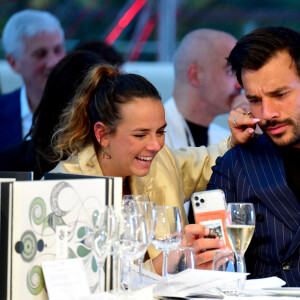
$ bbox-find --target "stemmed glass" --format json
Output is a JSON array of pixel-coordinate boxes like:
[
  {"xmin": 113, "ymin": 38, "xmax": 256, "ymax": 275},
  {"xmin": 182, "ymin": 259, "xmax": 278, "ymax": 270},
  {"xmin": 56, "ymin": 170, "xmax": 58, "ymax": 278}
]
[
  {"xmin": 135, "ymin": 201, "xmax": 157, "ymax": 285},
  {"xmin": 113, "ymin": 208, "xmax": 148, "ymax": 293},
  {"xmin": 151, "ymin": 206, "xmax": 183, "ymax": 277},
  {"xmin": 83, "ymin": 205, "xmax": 117, "ymax": 293},
  {"xmin": 225, "ymin": 203, "xmax": 255, "ymax": 292}
]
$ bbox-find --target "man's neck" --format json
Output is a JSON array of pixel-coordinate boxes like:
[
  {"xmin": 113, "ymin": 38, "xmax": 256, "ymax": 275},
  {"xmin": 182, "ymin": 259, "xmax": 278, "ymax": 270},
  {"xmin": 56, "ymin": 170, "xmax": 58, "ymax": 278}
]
[
  {"xmin": 173, "ymin": 91, "xmax": 215, "ymax": 127},
  {"xmin": 26, "ymin": 88, "xmax": 41, "ymax": 113}
]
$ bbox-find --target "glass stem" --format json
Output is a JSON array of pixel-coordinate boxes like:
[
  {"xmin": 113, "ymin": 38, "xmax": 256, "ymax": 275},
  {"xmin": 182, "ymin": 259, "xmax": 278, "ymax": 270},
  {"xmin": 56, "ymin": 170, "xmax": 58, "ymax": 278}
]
[
  {"xmin": 236, "ymin": 254, "xmax": 246, "ymax": 291},
  {"xmin": 162, "ymin": 251, "xmax": 169, "ymax": 277},
  {"xmin": 98, "ymin": 260, "xmax": 105, "ymax": 293},
  {"xmin": 236, "ymin": 254, "xmax": 246, "ymax": 273},
  {"xmin": 113, "ymin": 255, "xmax": 121, "ymax": 294},
  {"xmin": 138, "ymin": 254, "xmax": 145, "ymax": 285}
]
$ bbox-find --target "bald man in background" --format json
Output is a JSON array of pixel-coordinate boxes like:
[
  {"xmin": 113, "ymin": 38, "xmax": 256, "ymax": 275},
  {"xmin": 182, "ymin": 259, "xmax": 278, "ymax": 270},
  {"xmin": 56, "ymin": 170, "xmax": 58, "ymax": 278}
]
[{"xmin": 164, "ymin": 29, "xmax": 246, "ymax": 148}]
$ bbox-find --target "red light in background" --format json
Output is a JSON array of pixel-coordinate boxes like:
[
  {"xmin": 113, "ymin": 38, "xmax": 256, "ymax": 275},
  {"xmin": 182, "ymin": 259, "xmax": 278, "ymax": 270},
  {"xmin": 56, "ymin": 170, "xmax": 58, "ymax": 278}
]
[{"xmin": 105, "ymin": 0, "xmax": 147, "ymax": 45}]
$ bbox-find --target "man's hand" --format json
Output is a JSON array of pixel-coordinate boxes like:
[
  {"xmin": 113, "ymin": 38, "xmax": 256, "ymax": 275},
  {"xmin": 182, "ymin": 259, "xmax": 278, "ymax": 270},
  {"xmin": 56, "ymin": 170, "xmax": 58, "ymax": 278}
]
[
  {"xmin": 183, "ymin": 224, "xmax": 225, "ymax": 270},
  {"xmin": 228, "ymin": 108, "xmax": 260, "ymax": 146}
]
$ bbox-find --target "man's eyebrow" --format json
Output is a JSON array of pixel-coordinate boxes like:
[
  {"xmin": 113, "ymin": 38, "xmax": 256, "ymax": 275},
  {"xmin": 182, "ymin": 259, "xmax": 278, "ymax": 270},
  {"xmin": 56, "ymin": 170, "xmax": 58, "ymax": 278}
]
[
  {"xmin": 246, "ymin": 86, "xmax": 290, "ymax": 99},
  {"xmin": 265, "ymin": 86, "xmax": 290, "ymax": 96}
]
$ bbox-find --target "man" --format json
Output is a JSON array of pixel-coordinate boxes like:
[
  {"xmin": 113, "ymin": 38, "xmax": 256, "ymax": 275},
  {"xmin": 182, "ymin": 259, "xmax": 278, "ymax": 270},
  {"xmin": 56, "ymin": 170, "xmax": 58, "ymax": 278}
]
[
  {"xmin": 164, "ymin": 29, "xmax": 245, "ymax": 149},
  {"xmin": 0, "ymin": 9, "xmax": 66, "ymax": 151},
  {"xmin": 208, "ymin": 26, "xmax": 300, "ymax": 286}
]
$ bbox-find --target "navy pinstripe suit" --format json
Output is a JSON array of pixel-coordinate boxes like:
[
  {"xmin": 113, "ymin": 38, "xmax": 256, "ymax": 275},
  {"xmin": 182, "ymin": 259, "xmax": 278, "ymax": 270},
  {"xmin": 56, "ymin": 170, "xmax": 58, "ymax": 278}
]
[{"xmin": 207, "ymin": 134, "xmax": 300, "ymax": 287}]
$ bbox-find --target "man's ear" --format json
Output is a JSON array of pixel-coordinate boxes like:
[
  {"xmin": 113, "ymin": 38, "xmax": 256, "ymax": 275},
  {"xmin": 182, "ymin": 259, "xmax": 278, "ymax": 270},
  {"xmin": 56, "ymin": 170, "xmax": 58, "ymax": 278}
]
[
  {"xmin": 187, "ymin": 63, "xmax": 202, "ymax": 88},
  {"xmin": 6, "ymin": 54, "xmax": 21, "ymax": 73},
  {"xmin": 94, "ymin": 121, "xmax": 109, "ymax": 146}
]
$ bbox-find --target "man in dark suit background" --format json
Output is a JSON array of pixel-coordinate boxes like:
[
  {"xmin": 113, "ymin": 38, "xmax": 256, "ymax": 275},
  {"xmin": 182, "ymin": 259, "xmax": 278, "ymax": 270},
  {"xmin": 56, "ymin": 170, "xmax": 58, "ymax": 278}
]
[
  {"xmin": 0, "ymin": 9, "xmax": 66, "ymax": 151},
  {"xmin": 207, "ymin": 26, "xmax": 300, "ymax": 286}
]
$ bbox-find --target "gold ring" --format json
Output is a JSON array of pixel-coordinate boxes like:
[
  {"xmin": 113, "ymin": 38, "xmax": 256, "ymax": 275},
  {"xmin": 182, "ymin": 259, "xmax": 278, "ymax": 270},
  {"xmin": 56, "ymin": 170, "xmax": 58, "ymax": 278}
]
[{"xmin": 233, "ymin": 116, "xmax": 238, "ymax": 127}]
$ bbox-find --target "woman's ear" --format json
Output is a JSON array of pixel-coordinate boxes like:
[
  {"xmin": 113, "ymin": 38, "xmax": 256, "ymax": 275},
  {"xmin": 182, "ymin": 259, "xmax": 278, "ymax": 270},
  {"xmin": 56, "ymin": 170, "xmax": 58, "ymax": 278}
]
[{"xmin": 94, "ymin": 122, "xmax": 109, "ymax": 146}]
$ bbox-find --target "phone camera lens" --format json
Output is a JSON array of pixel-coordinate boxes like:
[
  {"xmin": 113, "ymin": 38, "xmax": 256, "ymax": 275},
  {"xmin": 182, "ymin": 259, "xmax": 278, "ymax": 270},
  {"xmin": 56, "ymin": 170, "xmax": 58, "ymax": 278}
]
[
  {"xmin": 196, "ymin": 202, "xmax": 200, "ymax": 207},
  {"xmin": 194, "ymin": 196, "xmax": 199, "ymax": 201},
  {"xmin": 200, "ymin": 198, "xmax": 205, "ymax": 203}
]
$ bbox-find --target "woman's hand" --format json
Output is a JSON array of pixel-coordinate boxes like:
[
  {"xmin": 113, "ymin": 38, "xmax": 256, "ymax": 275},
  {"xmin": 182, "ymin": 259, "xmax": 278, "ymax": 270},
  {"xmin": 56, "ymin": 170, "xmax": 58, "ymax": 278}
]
[
  {"xmin": 183, "ymin": 224, "xmax": 225, "ymax": 270},
  {"xmin": 228, "ymin": 108, "xmax": 260, "ymax": 146}
]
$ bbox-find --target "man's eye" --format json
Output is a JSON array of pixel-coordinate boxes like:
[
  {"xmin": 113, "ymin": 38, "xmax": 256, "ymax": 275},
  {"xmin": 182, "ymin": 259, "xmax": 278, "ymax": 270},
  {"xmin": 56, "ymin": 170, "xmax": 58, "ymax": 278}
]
[
  {"xmin": 277, "ymin": 92, "xmax": 288, "ymax": 98},
  {"xmin": 249, "ymin": 98, "xmax": 261, "ymax": 104},
  {"xmin": 33, "ymin": 50, "xmax": 47, "ymax": 59},
  {"xmin": 134, "ymin": 134, "xmax": 145, "ymax": 138}
]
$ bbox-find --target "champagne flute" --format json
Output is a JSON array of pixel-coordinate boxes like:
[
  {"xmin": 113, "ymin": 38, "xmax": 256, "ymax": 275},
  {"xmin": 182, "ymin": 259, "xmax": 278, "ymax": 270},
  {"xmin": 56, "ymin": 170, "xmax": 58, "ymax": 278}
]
[
  {"xmin": 225, "ymin": 203, "xmax": 255, "ymax": 292},
  {"xmin": 151, "ymin": 206, "xmax": 183, "ymax": 277}
]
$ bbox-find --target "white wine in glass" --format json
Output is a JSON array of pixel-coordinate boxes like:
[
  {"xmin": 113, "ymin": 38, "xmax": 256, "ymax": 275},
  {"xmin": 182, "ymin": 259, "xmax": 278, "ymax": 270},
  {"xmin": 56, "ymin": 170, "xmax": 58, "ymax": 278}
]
[{"xmin": 225, "ymin": 203, "xmax": 255, "ymax": 291}]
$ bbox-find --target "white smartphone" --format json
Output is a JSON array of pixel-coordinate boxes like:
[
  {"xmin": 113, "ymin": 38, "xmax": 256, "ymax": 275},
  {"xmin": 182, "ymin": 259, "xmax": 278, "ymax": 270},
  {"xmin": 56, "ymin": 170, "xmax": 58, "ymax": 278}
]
[{"xmin": 191, "ymin": 189, "xmax": 230, "ymax": 247}]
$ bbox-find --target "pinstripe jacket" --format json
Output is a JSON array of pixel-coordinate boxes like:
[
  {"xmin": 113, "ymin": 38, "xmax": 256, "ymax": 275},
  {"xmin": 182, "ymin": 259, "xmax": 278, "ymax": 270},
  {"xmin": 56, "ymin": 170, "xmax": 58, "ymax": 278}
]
[{"xmin": 207, "ymin": 134, "xmax": 300, "ymax": 287}]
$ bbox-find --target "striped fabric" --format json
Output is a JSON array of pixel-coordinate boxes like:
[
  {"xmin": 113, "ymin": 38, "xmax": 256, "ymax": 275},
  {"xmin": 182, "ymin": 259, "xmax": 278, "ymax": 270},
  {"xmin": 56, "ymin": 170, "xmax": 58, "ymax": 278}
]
[{"xmin": 207, "ymin": 134, "xmax": 300, "ymax": 287}]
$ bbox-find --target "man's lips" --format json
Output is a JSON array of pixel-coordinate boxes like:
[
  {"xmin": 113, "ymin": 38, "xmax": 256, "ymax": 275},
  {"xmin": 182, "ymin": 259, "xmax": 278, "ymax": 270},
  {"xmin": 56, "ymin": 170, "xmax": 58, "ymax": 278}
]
[{"xmin": 266, "ymin": 124, "xmax": 288, "ymax": 135}]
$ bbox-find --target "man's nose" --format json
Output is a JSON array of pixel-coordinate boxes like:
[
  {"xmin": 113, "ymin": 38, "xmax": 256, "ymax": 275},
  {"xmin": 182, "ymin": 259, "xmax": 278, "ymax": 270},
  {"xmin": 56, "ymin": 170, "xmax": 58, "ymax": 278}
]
[{"xmin": 262, "ymin": 98, "xmax": 280, "ymax": 120}]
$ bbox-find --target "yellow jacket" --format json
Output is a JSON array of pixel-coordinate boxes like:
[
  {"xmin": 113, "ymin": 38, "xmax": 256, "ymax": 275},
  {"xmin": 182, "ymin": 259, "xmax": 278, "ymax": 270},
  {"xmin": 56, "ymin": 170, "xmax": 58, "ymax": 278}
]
[{"xmin": 50, "ymin": 139, "xmax": 230, "ymax": 271}]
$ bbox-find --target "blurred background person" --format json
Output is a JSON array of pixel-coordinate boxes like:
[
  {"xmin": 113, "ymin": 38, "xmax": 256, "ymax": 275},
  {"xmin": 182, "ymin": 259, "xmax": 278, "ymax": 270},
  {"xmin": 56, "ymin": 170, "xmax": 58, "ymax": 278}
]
[
  {"xmin": 164, "ymin": 28, "xmax": 246, "ymax": 149},
  {"xmin": 0, "ymin": 9, "xmax": 66, "ymax": 151},
  {"xmin": 0, "ymin": 51, "xmax": 104, "ymax": 179},
  {"xmin": 74, "ymin": 39, "xmax": 124, "ymax": 69}
]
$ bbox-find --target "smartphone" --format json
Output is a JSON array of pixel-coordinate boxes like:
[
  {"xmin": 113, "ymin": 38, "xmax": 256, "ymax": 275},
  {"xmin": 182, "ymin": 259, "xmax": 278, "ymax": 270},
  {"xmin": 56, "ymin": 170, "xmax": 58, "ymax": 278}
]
[{"xmin": 191, "ymin": 189, "xmax": 231, "ymax": 248}]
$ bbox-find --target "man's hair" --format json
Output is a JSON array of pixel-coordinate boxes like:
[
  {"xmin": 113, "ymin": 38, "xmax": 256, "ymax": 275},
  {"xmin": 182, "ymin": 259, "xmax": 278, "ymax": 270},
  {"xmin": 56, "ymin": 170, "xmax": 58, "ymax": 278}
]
[
  {"xmin": 227, "ymin": 26, "xmax": 300, "ymax": 87},
  {"xmin": 2, "ymin": 9, "xmax": 64, "ymax": 58}
]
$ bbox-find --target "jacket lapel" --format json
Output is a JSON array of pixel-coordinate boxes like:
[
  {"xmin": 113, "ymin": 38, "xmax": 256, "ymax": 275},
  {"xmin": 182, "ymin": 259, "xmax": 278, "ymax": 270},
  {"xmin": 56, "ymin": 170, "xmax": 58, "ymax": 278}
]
[{"xmin": 237, "ymin": 135, "xmax": 300, "ymax": 232}]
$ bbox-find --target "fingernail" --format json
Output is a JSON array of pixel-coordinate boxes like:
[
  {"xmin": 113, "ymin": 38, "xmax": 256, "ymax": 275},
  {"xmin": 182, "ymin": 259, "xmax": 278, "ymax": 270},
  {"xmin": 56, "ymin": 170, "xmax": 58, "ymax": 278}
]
[
  {"xmin": 253, "ymin": 118, "xmax": 260, "ymax": 122},
  {"xmin": 249, "ymin": 128, "xmax": 255, "ymax": 134},
  {"xmin": 218, "ymin": 240, "xmax": 225, "ymax": 247}
]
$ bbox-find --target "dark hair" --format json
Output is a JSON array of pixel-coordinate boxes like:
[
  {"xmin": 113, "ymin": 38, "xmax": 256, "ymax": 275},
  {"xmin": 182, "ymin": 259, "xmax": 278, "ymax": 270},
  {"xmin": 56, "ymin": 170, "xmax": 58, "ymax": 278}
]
[
  {"xmin": 227, "ymin": 26, "xmax": 300, "ymax": 87},
  {"xmin": 28, "ymin": 50, "xmax": 105, "ymax": 176},
  {"xmin": 74, "ymin": 40, "xmax": 124, "ymax": 67},
  {"xmin": 54, "ymin": 65, "xmax": 161, "ymax": 159}
]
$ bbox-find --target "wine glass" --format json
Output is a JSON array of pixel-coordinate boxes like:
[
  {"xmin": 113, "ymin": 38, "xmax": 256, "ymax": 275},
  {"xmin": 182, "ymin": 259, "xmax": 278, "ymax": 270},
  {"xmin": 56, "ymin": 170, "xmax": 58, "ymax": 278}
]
[
  {"xmin": 167, "ymin": 247, "xmax": 195, "ymax": 275},
  {"xmin": 113, "ymin": 209, "xmax": 148, "ymax": 293},
  {"xmin": 135, "ymin": 201, "xmax": 157, "ymax": 285},
  {"xmin": 225, "ymin": 203, "xmax": 255, "ymax": 293},
  {"xmin": 83, "ymin": 205, "xmax": 117, "ymax": 293},
  {"xmin": 122, "ymin": 194, "xmax": 150, "ymax": 214},
  {"xmin": 151, "ymin": 206, "xmax": 183, "ymax": 277}
]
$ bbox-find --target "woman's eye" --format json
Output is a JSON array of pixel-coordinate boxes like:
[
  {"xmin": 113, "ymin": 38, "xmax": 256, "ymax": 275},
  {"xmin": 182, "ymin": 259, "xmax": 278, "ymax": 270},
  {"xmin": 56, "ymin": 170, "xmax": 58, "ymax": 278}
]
[{"xmin": 157, "ymin": 130, "xmax": 166, "ymax": 135}]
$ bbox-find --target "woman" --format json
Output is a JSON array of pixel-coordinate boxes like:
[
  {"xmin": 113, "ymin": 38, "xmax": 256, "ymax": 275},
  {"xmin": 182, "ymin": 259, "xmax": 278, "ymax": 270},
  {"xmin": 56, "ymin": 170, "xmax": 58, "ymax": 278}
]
[{"xmin": 51, "ymin": 64, "xmax": 257, "ymax": 274}]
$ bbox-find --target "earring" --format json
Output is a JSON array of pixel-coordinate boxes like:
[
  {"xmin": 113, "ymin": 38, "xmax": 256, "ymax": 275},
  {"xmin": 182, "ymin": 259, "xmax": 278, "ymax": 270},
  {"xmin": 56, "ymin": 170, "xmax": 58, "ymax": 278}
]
[
  {"xmin": 101, "ymin": 145, "xmax": 111, "ymax": 159},
  {"xmin": 98, "ymin": 138, "xmax": 101, "ymax": 144}
]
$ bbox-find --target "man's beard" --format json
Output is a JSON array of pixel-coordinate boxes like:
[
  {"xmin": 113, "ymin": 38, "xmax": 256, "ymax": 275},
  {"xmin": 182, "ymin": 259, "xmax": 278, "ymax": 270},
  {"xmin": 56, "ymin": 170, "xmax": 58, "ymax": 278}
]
[{"xmin": 260, "ymin": 118, "xmax": 300, "ymax": 147}]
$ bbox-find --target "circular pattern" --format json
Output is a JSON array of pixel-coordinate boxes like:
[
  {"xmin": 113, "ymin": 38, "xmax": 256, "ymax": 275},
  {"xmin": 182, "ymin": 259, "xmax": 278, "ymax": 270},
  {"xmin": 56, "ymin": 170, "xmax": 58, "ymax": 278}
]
[{"xmin": 18, "ymin": 230, "xmax": 37, "ymax": 262}]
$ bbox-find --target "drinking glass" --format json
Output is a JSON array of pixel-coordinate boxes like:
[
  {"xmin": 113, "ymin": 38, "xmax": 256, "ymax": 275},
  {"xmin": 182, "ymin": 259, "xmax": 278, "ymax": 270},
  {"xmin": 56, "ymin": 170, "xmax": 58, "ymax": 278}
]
[
  {"xmin": 151, "ymin": 206, "xmax": 183, "ymax": 277},
  {"xmin": 83, "ymin": 206, "xmax": 117, "ymax": 293},
  {"xmin": 135, "ymin": 201, "xmax": 157, "ymax": 284},
  {"xmin": 113, "ymin": 209, "xmax": 148, "ymax": 292},
  {"xmin": 225, "ymin": 203, "xmax": 255, "ymax": 292},
  {"xmin": 122, "ymin": 194, "xmax": 151, "ymax": 214},
  {"xmin": 167, "ymin": 247, "xmax": 195, "ymax": 275}
]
